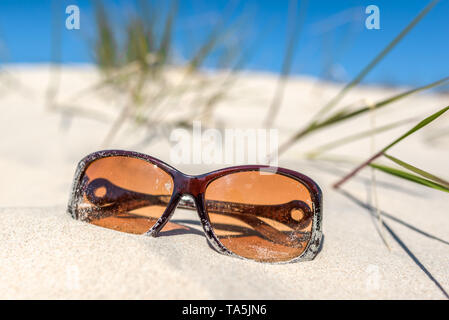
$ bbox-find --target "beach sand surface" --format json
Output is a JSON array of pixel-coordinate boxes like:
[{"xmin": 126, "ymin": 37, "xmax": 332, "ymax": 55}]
[{"xmin": 0, "ymin": 65, "xmax": 448, "ymax": 299}]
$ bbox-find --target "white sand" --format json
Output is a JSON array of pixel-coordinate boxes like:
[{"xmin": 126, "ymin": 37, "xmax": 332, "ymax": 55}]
[{"xmin": 0, "ymin": 65, "xmax": 448, "ymax": 299}]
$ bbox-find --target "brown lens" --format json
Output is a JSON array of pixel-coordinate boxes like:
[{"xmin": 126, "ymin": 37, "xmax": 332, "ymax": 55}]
[
  {"xmin": 205, "ymin": 171, "xmax": 313, "ymax": 262},
  {"xmin": 76, "ymin": 156, "xmax": 174, "ymax": 234}
]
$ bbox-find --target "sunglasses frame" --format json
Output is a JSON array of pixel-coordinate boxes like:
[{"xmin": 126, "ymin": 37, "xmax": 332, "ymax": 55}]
[{"xmin": 68, "ymin": 150, "xmax": 323, "ymax": 263}]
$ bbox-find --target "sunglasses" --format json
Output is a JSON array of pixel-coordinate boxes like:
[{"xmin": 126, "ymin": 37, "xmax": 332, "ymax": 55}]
[{"xmin": 68, "ymin": 150, "xmax": 323, "ymax": 263}]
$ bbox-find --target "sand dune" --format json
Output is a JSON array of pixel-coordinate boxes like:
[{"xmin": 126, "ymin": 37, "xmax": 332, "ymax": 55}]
[{"xmin": 0, "ymin": 65, "xmax": 448, "ymax": 299}]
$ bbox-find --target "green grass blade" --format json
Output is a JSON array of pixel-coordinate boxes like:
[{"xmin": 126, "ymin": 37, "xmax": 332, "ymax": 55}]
[
  {"xmin": 381, "ymin": 105, "xmax": 449, "ymax": 153},
  {"xmin": 186, "ymin": 2, "xmax": 237, "ymax": 73},
  {"xmin": 264, "ymin": 0, "xmax": 308, "ymax": 127},
  {"xmin": 306, "ymin": 117, "xmax": 418, "ymax": 158},
  {"xmin": 125, "ymin": 18, "xmax": 149, "ymax": 69},
  {"xmin": 369, "ymin": 163, "xmax": 449, "ymax": 193},
  {"xmin": 157, "ymin": 0, "xmax": 178, "ymax": 65},
  {"xmin": 197, "ymin": 16, "xmax": 277, "ymax": 121},
  {"xmin": 311, "ymin": 0, "xmax": 440, "ymax": 122},
  {"xmin": 384, "ymin": 154, "xmax": 449, "ymax": 188},
  {"xmin": 94, "ymin": 0, "xmax": 118, "ymax": 71},
  {"xmin": 137, "ymin": 0, "xmax": 156, "ymax": 53},
  {"xmin": 319, "ymin": 76, "xmax": 449, "ymax": 129},
  {"xmin": 276, "ymin": 76, "xmax": 449, "ymax": 157},
  {"xmin": 333, "ymin": 105, "xmax": 449, "ymax": 188}
]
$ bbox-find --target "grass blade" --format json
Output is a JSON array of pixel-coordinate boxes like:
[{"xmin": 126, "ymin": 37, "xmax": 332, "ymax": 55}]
[
  {"xmin": 381, "ymin": 105, "xmax": 449, "ymax": 153},
  {"xmin": 276, "ymin": 76, "xmax": 449, "ymax": 157},
  {"xmin": 125, "ymin": 18, "xmax": 150, "ymax": 70},
  {"xmin": 310, "ymin": 0, "xmax": 440, "ymax": 122},
  {"xmin": 320, "ymin": 77, "xmax": 449, "ymax": 129},
  {"xmin": 46, "ymin": 0, "xmax": 63, "ymax": 108},
  {"xmin": 369, "ymin": 163, "xmax": 449, "ymax": 193},
  {"xmin": 306, "ymin": 116, "xmax": 418, "ymax": 158},
  {"xmin": 157, "ymin": 0, "xmax": 178, "ymax": 65},
  {"xmin": 333, "ymin": 105, "xmax": 449, "ymax": 188},
  {"xmin": 264, "ymin": 0, "xmax": 308, "ymax": 127},
  {"xmin": 186, "ymin": 2, "xmax": 238, "ymax": 73},
  {"xmin": 384, "ymin": 154, "xmax": 449, "ymax": 188},
  {"xmin": 94, "ymin": 0, "xmax": 118, "ymax": 71}
]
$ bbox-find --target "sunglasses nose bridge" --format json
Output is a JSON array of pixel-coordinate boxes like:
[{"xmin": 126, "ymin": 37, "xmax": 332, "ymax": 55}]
[
  {"xmin": 176, "ymin": 174, "xmax": 204, "ymax": 198},
  {"xmin": 148, "ymin": 175, "xmax": 205, "ymax": 237}
]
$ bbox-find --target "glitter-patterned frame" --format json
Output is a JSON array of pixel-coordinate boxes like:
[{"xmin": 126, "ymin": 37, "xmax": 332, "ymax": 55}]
[{"xmin": 67, "ymin": 150, "xmax": 323, "ymax": 263}]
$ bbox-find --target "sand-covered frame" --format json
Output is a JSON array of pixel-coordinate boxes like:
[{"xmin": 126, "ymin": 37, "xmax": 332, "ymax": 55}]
[{"xmin": 67, "ymin": 149, "xmax": 323, "ymax": 263}]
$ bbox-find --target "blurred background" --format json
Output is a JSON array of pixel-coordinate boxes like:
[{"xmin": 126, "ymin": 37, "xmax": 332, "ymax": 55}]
[
  {"xmin": 0, "ymin": 0, "xmax": 448, "ymax": 207},
  {"xmin": 0, "ymin": 0, "xmax": 448, "ymax": 86}
]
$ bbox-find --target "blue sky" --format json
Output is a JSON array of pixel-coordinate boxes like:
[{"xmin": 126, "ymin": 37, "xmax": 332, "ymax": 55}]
[{"xmin": 0, "ymin": 0, "xmax": 447, "ymax": 87}]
